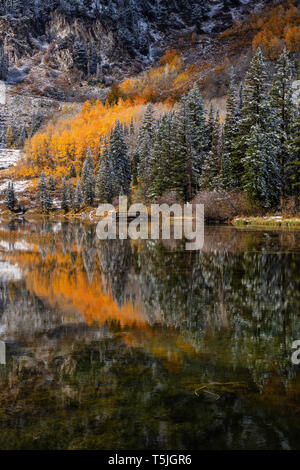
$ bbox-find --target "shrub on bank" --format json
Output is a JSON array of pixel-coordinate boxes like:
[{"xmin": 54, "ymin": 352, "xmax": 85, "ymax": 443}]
[{"xmin": 192, "ymin": 190, "xmax": 261, "ymax": 221}]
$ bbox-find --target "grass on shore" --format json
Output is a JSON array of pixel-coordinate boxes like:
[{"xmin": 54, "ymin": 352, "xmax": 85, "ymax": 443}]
[{"xmin": 233, "ymin": 216, "xmax": 300, "ymax": 228}]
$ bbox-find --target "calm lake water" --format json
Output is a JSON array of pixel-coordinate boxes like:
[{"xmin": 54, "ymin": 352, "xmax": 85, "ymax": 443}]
[{"xmin": 0, "ymin": 219, "xmax": 299, "ymax": 450}]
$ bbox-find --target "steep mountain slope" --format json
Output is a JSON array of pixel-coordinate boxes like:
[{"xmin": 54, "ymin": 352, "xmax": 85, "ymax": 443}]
[
  {"xmin": 0, "ymin": 0, "xmax": 276, "ymax": 91},
  {"xmin": 0, "ymin": 0, "xmax": 297, "ymax": 160}
]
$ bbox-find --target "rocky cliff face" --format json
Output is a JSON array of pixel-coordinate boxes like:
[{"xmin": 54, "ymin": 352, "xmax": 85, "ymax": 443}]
[
  {"xmin": 0, "ymin": 0, "xmax": 275, "ymax": 87},
  {"xmin": 0, "ymin": 0, "xmax": 279, "ymax": 142}
]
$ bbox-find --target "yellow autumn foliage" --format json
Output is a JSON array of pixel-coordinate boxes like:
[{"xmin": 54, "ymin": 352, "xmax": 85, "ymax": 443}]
[
  {"xmin": 221, "ymin": 0, "xmax": 300, "ymax": 59},
  {"xmin": 22, "ymin": 99, "xmax": 146, "ymax": 178}
]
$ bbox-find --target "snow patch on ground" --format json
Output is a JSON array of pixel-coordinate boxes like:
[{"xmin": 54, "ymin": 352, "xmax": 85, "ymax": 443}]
[
  {"xmin": 0, "ymin": 240, "xmax": 35, "ymax": 252},
  {"xmin": 0, "ymin": 149, "xmax": 23, "ymax": 170},
  {"xmin": 0, "ymin": 179, "xmax": 29, "ymax": 195},
  {"xmin": 0, "ymin": 260, "xmax": 22, "ymax": 281}
]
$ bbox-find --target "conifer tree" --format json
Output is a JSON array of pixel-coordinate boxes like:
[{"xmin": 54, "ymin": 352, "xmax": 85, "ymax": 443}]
[
  {"xmin": 68, "ymin": 180, "xmax": 75, "ymax": 210},
  {"xmin": 241, "ymin": 48, "xmax": 270, "ymax": 128},
  {"xmin": 30, "ymin": 112, "xmax": 43, "ymax": 137},
  {"xmin": 110, "ymin": 121, "xmax": 131, "ymax": 197},
  {"xmin": 289, "ymin": 111, "xmax": 300, "ymax": 198},
  {"xmin": 38, "ymin": 172, "xmax": 52, "ymax": 212},
  {"xmin": 0, "ymin": 41, "xmax": 8, "ymax": 81},
  {"xmin": 82, "ymin": 148, "xmax": 95, "ymax": 206},
  {"xmin": 73, "ymin": 41, "xmax": 88, "ymax": 74},
  {"xmin": 184, "ymin": 85, "xmax": 208, "ymax": 196},
  {"xmin": 150, "ymin": 113, "xmax": 174, "ymax": 199},
  {"xmin": 207, "ymin": 103, "xmax": 215, "ymax": 149},
  {"xmin": 137, "ymin": 104, "xmax": 156, "ymax": 199},
  {"xmin": 233, "ymin": 49, "xmax": 270, "ymax": 186},
  {"xmin": 200, "ymin": 111, "xmax": 223, "ymax": 190},
  {"xmin": 69, "ymin": 163, "xmax": 77, "ymax": 179},
  {"xmin": 270, "ymin": 48, "xmax": 295, "ymax": 197},
  {"xmin": 223, "ymin": 70, "xmax": 239, "ymax": 188},
  {"xmin": 4, "ymin": 181, "xmax": 17, "ymax": 211},
  {"xmin": 96, "ymin": 137, "xmax": 113, "ymax": 202},
  {"xmin": 61, "ymin": 177, "xmax": 69, "ymax": 212},
  {"xmin": 242, "ymin": 124, "xmax": 280, "ymax": 208},
  {"xmin": 74, "ymin": 181, "xmax": 83, "ymax": 212},
  {"xmin": 171, "ymin": 106, "xmax": 189, "ymax": 198},
  {"xmin": 173, "ymin": 103, "xmax": 190, "ymax": 199},
  {"xmin": 48, "ymin": 175, "xmax": 56, "ymax": 191},
  {"xmin": 238, "ymin": 83, "xmax": 243, "ymax": 114},
  {"xmin": 130, "ymin": 117, "xmax": 135, "ymax": 136},
  {"xmin": 18, "ymin": 127, "xmax": 28, "ymax": 148},
  {"xmin": 131, "ymin": 150, "xmax": 139, "ymax": 187},
  {"xmin": 171, "ymin": 109, "xmax": 189, "ymax": 199}
]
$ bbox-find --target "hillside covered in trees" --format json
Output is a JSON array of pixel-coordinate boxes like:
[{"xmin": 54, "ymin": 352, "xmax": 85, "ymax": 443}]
[
  {"xmin": 1, "ymin": 0, "xmax": 300, "ymax": 217},
  {"xmin": 6, "ymin": 47, "xmax": 297, "ymax": 216}
]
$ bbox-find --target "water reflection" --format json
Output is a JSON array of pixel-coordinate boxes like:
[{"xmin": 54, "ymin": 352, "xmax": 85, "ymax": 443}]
[{"xmin": 0, "ymin": 220, "xmax": 299, "ymax": 449}]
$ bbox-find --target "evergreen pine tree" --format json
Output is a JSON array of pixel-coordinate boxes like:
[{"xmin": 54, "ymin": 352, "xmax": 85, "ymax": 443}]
[
  {"xmin": 171, "ymin": 108, "xmax": 190, "ymax": 199},
  {"xmin": 242, "ymin": 124, "xmax": 281, "ymax": 208},
  {"xmin": 110, "ymin": 121, "xmax": 131, "ymax": 197},
  {"xmin": 241, "ymin": 48, "xmax": 270, "ymax": 126},
  {"xmin": 200, "ymin": 111, "xmax": 223, "ymax": 190},
  {"xmin": 0, "ymin": 41, "xmax": 8, "ymax": 81},
  {"xmin": 30, "ymin": 112, "xmax": 43, "ymax": 137},
  {"xmin": 74, "ymin": 181, "xmax": 83, "ymax": 212},
  {"xmin": 270, "ymin": 48, "xmax": 295, "ymax": 198},
  {"xmin": 131, "ymin": 150, "xmax": 139, "ymax": 187},
  {"xmin": 192, "ymin": 2, "xmax": 207, "ymax": 32},
  {"xmin": 207, "ymin": 103, "xmax": 215, "ymax": 149},
  {"xmin": 223, "ymin": 70, "xmax": 239, "ymax": 188},
  {"xmin": 48, "ymin": 175, "xmax": 56, "ymax": 191},
  {"xmin": 238, "ymin": 83, "xmax": 243, "ymax": 114},
  {"xmin": 4, "ymin": 181, "xmax": 17, "ymax": 211},
  {"xmin": 82, "ymin": 148, "xmax": 95, "ymax": 206},
  {"xmin": 289, "ymin": 111, "xmax": 300, "ymax": 198},
  {"xmin": 69, "ymin": 163, "xmax": 77, "ymax": 179},
  {"xmin": 184, "ymin": 85, "xmax": 208, "ymax": 196},
  {"xmin": 96, "ymin": 137, "xmax": 113, "ymax": 202},
  {"xmin": 68, "ymin": 180, "xmax": 75, "ymax": 210},
  {"xmin": 61, "ymin": 177, "xmax": 69, "ymax": 212},
  {"xmin": 130, "ymin": 117, "xmax": 135, "ymax": 136},
  {"xmin": 150, "ymin": 113, "xmax": 175, "ymax": 199},
  {"xmin": 38, "ymin": 172, "xmax": 52, "ymax": 212},
  {"xmin": 233, "ymin": 49, "xmax": 270, "ymax": 187},
  {"xmin": 18, "ymin": 126, "xmax": 28, "ymax": 148},
  {"xmin": 137, "ymin": 104, "xmax": 156, "ymax": 199},
  {"xmin": 73, "ymin": 41, "xmax": 88, "ymax": 74}
]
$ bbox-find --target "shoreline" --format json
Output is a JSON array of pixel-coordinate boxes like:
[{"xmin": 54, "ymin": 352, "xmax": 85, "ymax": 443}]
[
  {"xmin": 1, "ymin": 209, "xmax": 300, "ymax": 229},
  {"xmin": 233, "ymin": 216, "xmax": 300, "ymax": 228}
]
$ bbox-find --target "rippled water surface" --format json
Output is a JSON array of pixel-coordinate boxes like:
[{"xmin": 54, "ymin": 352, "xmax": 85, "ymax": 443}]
[{"xmin": 0, "ymin": 219, "xmax": 299, "ymax": 450}]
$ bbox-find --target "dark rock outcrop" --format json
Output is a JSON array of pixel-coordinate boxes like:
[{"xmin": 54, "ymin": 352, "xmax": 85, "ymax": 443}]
[{"xmin": 0, "ymin": 0, "xmax": 276, "ymax": 80}]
